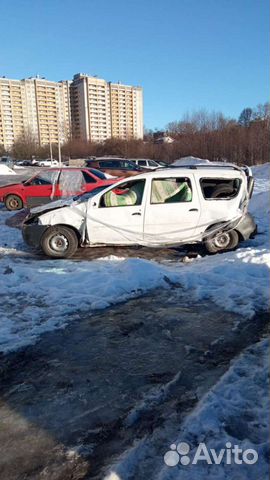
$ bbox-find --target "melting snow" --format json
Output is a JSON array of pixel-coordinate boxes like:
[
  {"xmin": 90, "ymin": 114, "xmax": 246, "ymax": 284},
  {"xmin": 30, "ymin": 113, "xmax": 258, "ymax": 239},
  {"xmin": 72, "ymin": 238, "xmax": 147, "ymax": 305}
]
[{"xmin": 0, "ymin": 163, "xmax": 269, "ymax": 353}]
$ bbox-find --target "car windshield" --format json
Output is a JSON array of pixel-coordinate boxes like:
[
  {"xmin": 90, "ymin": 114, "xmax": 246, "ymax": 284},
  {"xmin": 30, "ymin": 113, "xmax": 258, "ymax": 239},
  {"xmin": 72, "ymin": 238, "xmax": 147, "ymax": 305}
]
[
  {"xmin": 23, "ymin": 170, "xmax": 59, "ymax": 186},
  {"xmin": 73, "ymin": 186, "xmax": 108, "ymax": 203},
  {"xmin": 87, "ymin": 168, "xmax": 107, "ymax": 180}
]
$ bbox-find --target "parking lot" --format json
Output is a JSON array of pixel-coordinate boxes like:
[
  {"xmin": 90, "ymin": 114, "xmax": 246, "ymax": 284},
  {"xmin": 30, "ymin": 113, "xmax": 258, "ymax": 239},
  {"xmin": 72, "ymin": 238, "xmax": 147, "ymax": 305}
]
[
  {"xmin": 0, "ymin": 163, "xmax": 269, "ymax": 479},
  {"xmin": 1, "ymin": 279, "xmax": 268, "ymax": 480}
]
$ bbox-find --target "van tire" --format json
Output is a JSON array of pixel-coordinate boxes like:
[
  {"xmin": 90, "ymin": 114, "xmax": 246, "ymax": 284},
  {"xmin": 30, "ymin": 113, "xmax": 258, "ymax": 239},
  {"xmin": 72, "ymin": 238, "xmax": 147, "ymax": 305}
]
[
  {"xmin": 41, "ymin": 226, "xmax": 78, "ymax": 258},
  {"xmin": 211, "ymin": 184, "xmax": 234, "ymax": 198},
  {"xmin": 5, "ymin": 194, "xmax": 23, "ymax": 210},
  {"xmin": 205, "ymin": 229, "xmax": 239, "ymax": 253}
]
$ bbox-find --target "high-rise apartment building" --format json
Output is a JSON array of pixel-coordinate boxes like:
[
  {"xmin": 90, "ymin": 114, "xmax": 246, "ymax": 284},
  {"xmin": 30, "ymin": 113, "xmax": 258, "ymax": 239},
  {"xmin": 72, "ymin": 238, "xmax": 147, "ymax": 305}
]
[
  {"xmin": 0, "ymin": 73, "xmax": 143, "ymax": 150},
  {"xmin": 70, "ymin": 74, "xmax": 112, "ymax": 143},
  {"xmin": 0, "ymin": 77, "xmax": 71, "ymax": 150},
  {"xmin": 34, "ymin": 78, "xmax": 71, "ymax": 146},
  {"xmin": 0, "ymin": 78, "xmax": 29, "ymax": 150},
  {"xmin": 70, "ymin": 73, "xmax": 143, "ymax": 142},
  {"xmin": 109, "ymin": 82, "xmax": 143, "ymax": 140}
]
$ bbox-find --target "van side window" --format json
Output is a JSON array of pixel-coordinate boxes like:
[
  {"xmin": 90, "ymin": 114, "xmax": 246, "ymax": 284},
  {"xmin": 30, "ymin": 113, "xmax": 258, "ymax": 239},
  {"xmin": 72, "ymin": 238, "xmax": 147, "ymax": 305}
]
[
  {"xmin": 100, "ymin": 179, "xmax": 146, "ymax": 207},
  {"xmin": 151, "ymin": 177, "xmax": 192, "ymax": 204},
  {"xmin": 200, "ymin": 178, "xmax": 241, "ymax": 200}
]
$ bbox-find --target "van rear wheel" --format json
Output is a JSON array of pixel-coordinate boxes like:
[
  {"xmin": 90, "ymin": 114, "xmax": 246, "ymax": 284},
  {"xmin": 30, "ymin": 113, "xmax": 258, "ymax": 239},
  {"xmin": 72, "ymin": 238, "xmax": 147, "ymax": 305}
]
[
  {"xmin": 41, "ymin": 226, "xmax": 78, "ymax": 258},
  {"xmin": 205, "ymin": 230, "xmax": 239, "ymax": 253}
]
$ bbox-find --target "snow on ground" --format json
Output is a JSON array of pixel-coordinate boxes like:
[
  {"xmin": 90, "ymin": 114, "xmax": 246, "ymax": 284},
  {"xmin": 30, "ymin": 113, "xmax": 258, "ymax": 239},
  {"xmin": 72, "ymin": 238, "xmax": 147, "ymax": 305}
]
[
  {"xmin": 0, "ymin": 164, "xmax": 269, "ymax": 353},
  {"xmin": 172, "ymin": 156, "xmax": 211, "ymax": 165},
  {"xmin": 105, "ymin": 337, "xmax": 269, "ymax": 480},
  {"xmin": 158, "ymin": 338, "xmax": 269, "ymax": 480},
  {"xmin": 251, "ymin": 163, "xmax": 270, "ymax": 194},
  {"xmin": 0, "ymin": 237, "xmax": 177, "ymax": 353},
  {"xmin": 0, "ymin": 164, "xmax": 16, "ymax": 175}
]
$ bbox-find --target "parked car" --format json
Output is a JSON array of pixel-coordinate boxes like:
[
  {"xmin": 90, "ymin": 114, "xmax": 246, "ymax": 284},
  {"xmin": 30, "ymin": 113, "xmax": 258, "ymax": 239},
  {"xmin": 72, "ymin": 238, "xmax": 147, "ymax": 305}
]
[
  {"xmin": 85, "ymin": 158, "xmax": 148, "ymax": 177},
  {"xmin": 129, "ymin": 159, "xmax": 160, "ymax": 170},
  {"xmin": 15, "ymin": 160, "xmax": 33, "ymax": 167},
  {"xmin": 22, "ymin": 164, "xmax": 256, "ymax": 258},
  {"xmin": 0, "ymin": 167, "xmax": 117, "ymax": 210},
  {"xmin": 16, "ymin": 159, "xmax": 39, "ymax": 167},
  {"xmin": 37, "ymin": 159, "xmax": 60, "ymax": 167}
]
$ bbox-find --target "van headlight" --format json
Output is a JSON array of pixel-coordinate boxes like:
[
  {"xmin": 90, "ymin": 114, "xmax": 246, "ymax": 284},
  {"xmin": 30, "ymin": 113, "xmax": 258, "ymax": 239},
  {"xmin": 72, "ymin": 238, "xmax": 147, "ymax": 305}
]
[{"xmin": 24, "ymin": 214, "xmax": 41, "ymax": 225}]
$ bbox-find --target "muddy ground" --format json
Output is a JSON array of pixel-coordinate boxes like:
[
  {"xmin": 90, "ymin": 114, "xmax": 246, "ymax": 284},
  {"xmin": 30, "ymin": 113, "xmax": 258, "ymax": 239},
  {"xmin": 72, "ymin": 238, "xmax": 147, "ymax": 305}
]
[{"xmin": 0, "ymin": 285, "xmax": 268, "ymax": 480}]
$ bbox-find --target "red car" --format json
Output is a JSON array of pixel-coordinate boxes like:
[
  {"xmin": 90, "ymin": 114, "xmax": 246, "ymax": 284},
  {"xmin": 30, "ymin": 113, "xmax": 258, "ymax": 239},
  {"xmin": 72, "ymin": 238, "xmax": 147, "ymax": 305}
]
[{"xmin": 0, "ymin": 168, "xmax": 117, "ymax": 210}]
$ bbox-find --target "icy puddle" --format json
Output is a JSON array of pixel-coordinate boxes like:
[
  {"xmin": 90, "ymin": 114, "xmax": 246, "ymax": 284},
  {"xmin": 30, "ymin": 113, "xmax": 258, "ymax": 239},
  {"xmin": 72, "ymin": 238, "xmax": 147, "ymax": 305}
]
[{"xmin": 0, "ymin": 287, "xmax": 268, "ymax": 480}]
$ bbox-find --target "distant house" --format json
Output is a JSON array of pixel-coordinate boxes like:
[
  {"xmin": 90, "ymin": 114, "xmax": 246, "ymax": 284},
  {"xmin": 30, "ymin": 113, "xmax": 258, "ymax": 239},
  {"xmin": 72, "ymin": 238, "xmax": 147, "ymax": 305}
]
[{"xmin": 154, "ymin": 135, "xmax": 175, "ymax": 144}]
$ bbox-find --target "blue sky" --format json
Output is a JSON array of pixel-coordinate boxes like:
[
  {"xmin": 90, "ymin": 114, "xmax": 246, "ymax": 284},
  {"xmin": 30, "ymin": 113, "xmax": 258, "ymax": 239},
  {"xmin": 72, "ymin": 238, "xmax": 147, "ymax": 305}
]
[{"xmin": 0, "ymin": 0, "xmax": 268, "ymax": 129}]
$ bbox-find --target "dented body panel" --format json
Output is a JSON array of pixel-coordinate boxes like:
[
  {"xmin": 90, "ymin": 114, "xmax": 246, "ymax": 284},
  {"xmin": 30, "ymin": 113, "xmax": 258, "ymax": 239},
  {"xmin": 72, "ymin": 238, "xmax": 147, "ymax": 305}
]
[{"xmin": 22, "ymin": 165, "xmax": 257, "ymax": 254}]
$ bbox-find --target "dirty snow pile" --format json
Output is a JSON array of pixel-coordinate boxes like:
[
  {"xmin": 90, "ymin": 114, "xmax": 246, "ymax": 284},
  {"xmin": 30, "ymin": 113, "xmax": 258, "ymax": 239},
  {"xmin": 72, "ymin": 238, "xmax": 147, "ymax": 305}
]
[
  {"xmin": 0, "ymin": 163, "xmax": 269, "ymax": 353},
  {"xmin": 105, "ymin": 337, "xmax": 269, "ymax": 480},
  {"xmin": 0, "ymin": 164, "xmax": 16, "ymax": 175}
]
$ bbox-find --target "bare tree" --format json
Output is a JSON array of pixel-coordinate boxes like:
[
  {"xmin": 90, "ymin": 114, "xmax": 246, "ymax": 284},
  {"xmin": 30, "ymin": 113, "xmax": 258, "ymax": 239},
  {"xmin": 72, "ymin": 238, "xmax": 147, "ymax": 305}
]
[
  {"xmin": 11, "ymin": 132, "xmax": 39, "ymax": 159},
  {"xmin": 14, "ymin": 102, "xmax": 266, "ymax": 166}
]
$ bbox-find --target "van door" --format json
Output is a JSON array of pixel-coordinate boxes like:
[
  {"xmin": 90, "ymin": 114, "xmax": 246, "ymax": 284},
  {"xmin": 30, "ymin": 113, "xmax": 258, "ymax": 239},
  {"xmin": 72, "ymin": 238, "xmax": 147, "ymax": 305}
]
[
  {"xmin": 143, "ymin": 176, "xmax": 201, "ymax": 245},
  {"xmin": 197, "ymin": 176, "xmax": 244, "ymax": 231},
  {"xmin": 87, "ymin": 178, "xmax": 147, "ymax": 245}
]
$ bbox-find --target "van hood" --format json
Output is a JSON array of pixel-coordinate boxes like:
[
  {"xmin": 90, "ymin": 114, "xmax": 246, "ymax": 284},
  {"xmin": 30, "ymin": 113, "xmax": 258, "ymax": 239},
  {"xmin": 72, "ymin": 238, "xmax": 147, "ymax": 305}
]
[
  {"xmin": 30, "ymin": 197, "xmax": 75, "ymax": 214},
  {"xmin": 23, "ymin": 198, "xmax": 76, "ymax": 225}
]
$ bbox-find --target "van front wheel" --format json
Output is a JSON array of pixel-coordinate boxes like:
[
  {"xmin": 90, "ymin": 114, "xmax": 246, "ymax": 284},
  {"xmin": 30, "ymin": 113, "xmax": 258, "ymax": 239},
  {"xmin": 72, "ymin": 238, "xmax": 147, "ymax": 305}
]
[
  {"xmin": 205, "ymin": 230, "xmax": 239, "ymax": 253},
  {"xmin": 41, "ymin": 226, "xmax": 78, "ymax": 258}
]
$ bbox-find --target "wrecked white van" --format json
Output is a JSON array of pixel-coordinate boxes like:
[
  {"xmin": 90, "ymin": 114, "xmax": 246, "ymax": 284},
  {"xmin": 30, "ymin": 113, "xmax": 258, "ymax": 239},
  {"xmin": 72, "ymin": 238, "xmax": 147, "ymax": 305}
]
[{"xmin": 22, "ymin": 164, "xmax": 257, "ymax": 258}]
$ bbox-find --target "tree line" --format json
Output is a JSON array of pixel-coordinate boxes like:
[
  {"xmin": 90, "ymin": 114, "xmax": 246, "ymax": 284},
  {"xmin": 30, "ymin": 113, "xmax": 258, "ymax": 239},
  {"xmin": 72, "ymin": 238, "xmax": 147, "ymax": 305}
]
[{"xmin": 2, "ymin": 102, "xmax": 269, "ymax": 166}]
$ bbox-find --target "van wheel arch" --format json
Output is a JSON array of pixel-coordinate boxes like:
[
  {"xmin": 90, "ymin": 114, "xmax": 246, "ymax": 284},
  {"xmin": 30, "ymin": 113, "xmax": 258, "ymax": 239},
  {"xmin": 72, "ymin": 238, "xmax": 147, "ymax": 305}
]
[
  {"xmin": 234, "ymin": 229, "xmax": 244, "ymax": 242},
  {"xmin": 204, "ymin": 221, "xmax": 244, "ymax": 242},
  {"xmin": 203, "ymin": 223, "xmax": 239, "ymax": 253},
  {"xmin": 56, "ymin": 224, "xmax": 82, "ymax": 242}
]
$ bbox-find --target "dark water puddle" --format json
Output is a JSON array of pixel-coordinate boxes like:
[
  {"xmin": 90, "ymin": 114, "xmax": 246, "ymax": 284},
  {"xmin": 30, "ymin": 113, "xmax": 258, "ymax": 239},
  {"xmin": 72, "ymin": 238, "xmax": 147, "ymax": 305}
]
[{"xmin": 0, "ymin": 287, "xmax": 269, "ymax": 480}]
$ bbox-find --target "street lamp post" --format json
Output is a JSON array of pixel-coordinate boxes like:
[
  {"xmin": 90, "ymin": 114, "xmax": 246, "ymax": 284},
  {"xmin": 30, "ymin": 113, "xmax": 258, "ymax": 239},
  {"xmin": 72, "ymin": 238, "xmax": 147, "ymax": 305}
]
[
  {"xmin": 57, "ymin": 107, "xmax": 62, "ymax": 167},
  {"xmin": 49, "ymin": 138, "xmax": 53, "ymax": 165},
  {"xmin": 58, "ymin": 137, "xmax": 62, "ymax": 167},
  {"xmin": 48, "ymin": 126, "xmax": 53, "ymax": 167}
]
